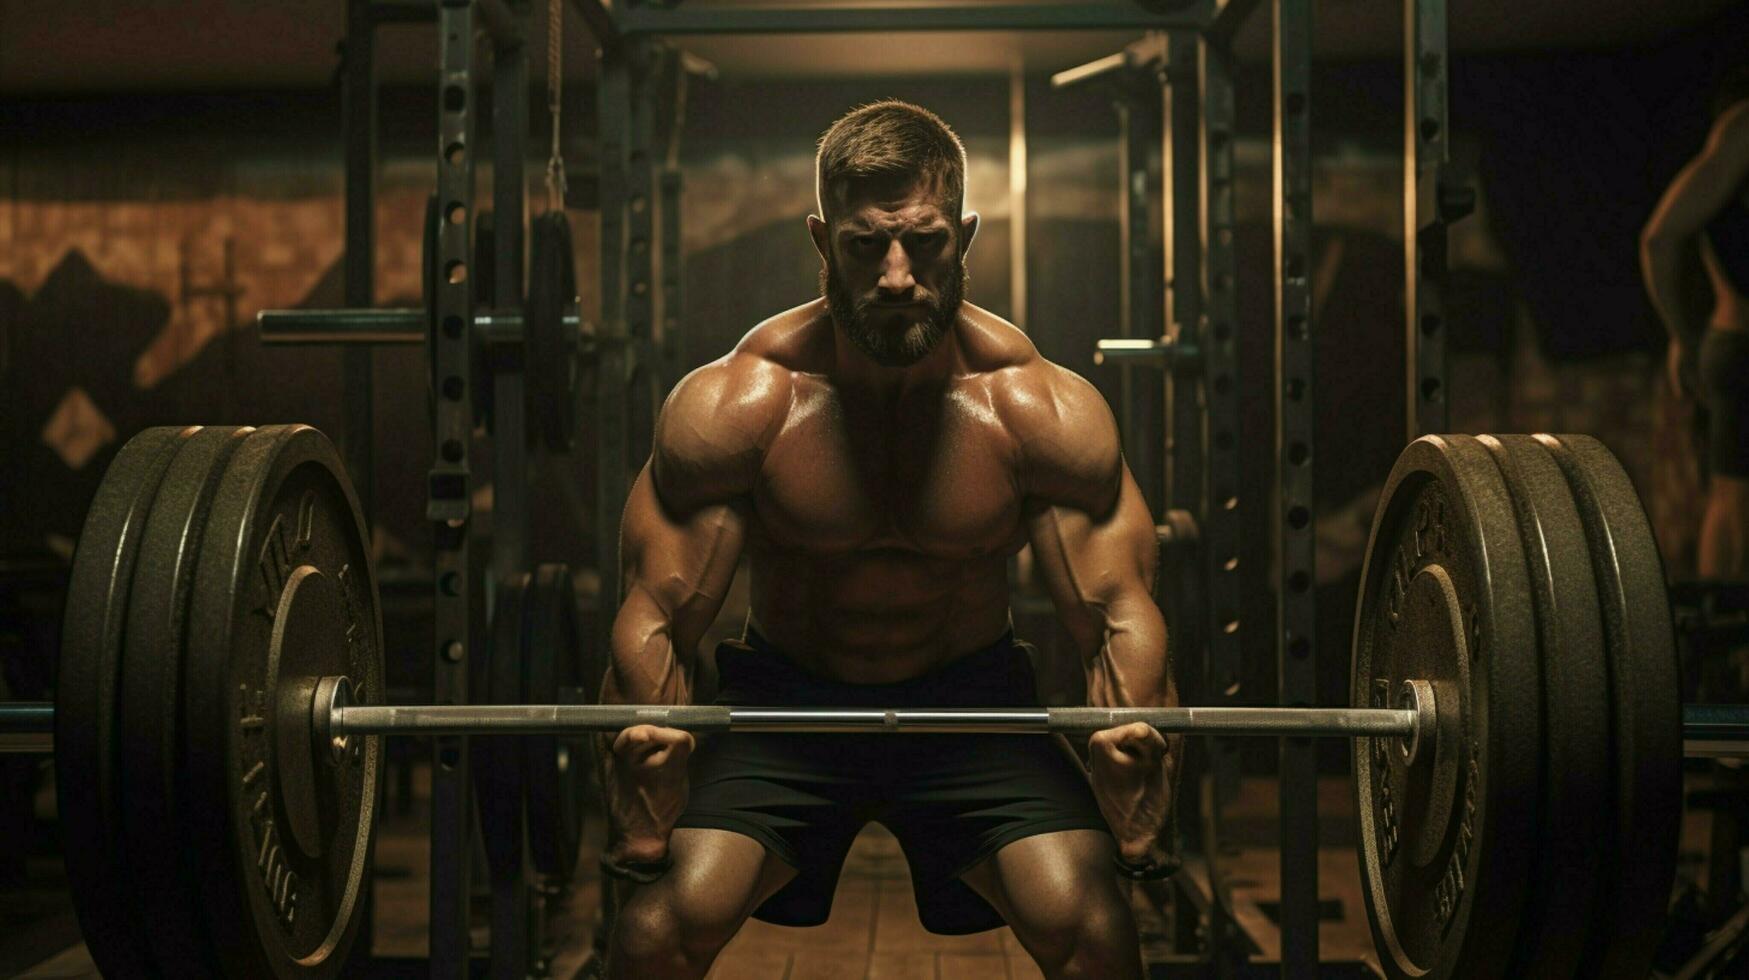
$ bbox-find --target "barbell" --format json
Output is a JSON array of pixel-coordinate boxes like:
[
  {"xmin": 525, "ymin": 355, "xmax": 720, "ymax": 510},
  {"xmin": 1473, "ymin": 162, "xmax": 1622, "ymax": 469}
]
[{"xmin": 2, "ymin": 422, "xmax": 1740, "ymax": 978}]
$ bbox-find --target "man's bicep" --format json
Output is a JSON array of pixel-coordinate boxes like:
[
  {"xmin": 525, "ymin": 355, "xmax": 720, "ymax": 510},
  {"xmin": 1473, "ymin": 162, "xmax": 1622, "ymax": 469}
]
[
  {"xmin": 614, "ymin": 462, "xmax": 747, "ymax": 667},
  {"xmin": 1025, "ymin": 466, "xmax": 1160, "ymax": 640}
]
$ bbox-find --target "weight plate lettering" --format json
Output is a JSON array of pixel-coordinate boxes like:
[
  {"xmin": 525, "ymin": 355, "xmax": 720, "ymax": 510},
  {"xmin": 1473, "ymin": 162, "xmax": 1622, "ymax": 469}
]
[
  {"xmin": 182, "ymin": 425, "xmax": 382, "ymax": 978},
  {"xmin": 1352, "ymin": 435, "xmax": 1540, "ymax": 980}
]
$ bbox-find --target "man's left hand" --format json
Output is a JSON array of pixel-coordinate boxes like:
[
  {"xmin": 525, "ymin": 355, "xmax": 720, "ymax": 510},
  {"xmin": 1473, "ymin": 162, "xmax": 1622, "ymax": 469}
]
[{"xmin": 1088, "ymin": 722, "xmax": 1178, "ymax": 870}]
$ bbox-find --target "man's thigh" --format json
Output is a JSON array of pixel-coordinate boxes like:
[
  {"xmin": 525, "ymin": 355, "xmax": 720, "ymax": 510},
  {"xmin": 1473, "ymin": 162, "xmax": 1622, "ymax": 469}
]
[
  {"xmin": 959, "ymin": 828, "xmax": 1120, "ymax": 922},
  {"xmin": 617, "ymin": 828, "xmax": 797, "ymax": 940}
]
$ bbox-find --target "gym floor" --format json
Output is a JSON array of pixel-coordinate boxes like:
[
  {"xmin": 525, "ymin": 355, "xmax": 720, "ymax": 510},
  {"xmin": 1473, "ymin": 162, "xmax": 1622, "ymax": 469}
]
[
  {"xmin": 5, "ymin": 765, "xmax": 1732, "ymax": 977},
  {"xmin": 325, "ymin": 769, "xmax": 1378, "ymax": 978}
]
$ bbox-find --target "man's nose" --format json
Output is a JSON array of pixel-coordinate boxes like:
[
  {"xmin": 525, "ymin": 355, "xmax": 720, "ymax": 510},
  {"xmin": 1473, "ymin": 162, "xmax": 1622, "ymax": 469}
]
[{"xmin": 877, "ymin": 239, "xmax": 916, "ymax": 296}]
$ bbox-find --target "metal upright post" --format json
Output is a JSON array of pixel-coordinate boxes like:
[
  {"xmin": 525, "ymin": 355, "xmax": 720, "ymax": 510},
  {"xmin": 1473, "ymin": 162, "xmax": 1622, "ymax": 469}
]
[
  {"xmin": 625, "ymin": 41, "xmax": 666, "ymax": 469},
  {"xmin": 1162, "ymin": 32, "xmax": 1202, "ymax": 517},
  {"xmin": 490, "ymin": 13, "xmax": 530, "ymax": 628},
  {"xmin": 1009, "ymin": 62, "xmax": 1029, "ymax": 332},
  {"xmin": 430, "ymin": 5, "xmax": 480, "ymax": 977},
  {"xmin": 488, "ymin": 10, "xmax": 531, "ymax": 977},
  {"xmin": 1196, "ymin": 19, "xmax": 1242, "ymax": 828},
  {"xmin": 658, "ymin": 52, "xmax": 694, "ymax": 393},
  {"xmin": 595, "ymin": 43, "xmax": 633, "ymax": 647},
  {"xmin": 1272, "ymin": 0, "xmax": 1318, "ymax": 972},
  {"xmin": 342, "ymin": 0, "xmax": 377, "ymax": 528},
  {"xmin": 1116, "ymin": 76, "xmax": 1165, "ymax": 515},
  {"xmin": 339, "ymin": 4, "xmax": 379, "ymax": 960},
  {"xmin": 659, "ymin": 167, "xmax": 684, "ymax": 387},
  {"xmin": 1405, "ymin": 0, "xmax": 1454, "ymax": 439}
]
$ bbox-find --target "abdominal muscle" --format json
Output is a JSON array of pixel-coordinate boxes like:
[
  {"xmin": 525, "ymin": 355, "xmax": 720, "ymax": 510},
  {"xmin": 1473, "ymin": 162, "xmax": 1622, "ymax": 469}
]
[{"xmin": 744, "ymin": 546, "xmax": 1019, "ymax": 684}]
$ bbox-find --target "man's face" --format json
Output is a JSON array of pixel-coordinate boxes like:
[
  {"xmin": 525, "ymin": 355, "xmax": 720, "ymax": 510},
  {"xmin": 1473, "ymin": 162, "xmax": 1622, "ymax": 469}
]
[{"xmin": 816, "ymin": 178, "xmax": 971, "ymax": 368}]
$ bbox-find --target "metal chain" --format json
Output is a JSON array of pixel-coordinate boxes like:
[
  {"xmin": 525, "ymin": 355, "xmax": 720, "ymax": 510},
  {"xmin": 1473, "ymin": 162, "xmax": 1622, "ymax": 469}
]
[{"xmin": 544, "ymin": 0, "xmax": 567, "ymax": 213}]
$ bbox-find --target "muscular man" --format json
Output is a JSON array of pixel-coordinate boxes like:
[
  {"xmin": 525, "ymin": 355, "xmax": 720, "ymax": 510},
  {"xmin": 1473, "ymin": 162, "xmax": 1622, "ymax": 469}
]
[
  {"xmin": 1642, "ymin": 67, "xmax": 1749, "ymax": 576},
  {"xmin": 599, "ymin": 101, "xmax": 1181, "ymax": 979}
]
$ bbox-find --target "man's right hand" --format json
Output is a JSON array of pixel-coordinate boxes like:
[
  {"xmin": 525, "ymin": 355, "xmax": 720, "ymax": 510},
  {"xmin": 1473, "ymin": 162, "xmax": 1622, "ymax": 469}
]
[{"xmin": 605, "ymin": 724, "xmax": 695, "ymax": 863}]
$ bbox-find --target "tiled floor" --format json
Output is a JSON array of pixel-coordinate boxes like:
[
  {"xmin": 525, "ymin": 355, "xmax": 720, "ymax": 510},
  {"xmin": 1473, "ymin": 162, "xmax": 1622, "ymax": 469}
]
[{"xmin": 703, "ymin": 825, "xmax": 1043, "ymax": 980}]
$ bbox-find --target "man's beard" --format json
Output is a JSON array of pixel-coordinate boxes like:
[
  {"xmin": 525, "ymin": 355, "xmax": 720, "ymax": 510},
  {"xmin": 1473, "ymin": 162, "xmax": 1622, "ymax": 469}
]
[{"xmin": 821, "ymin": 254, "xmax": 967, "ymax": 368}]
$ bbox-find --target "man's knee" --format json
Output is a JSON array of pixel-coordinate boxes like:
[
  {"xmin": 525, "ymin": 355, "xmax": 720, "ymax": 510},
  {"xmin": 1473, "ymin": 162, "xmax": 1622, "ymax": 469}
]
[
  {"xmin": 1011, "ymin": 880, "xmax": 1140, "ymax": 978},
  {"xmin": 610, "ymin": 883, "xmax": 746, "ymax": 978}
]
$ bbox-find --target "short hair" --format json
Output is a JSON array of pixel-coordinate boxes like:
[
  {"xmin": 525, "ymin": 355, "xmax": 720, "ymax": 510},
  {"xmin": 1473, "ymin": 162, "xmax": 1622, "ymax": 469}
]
[{"xmin": 815, "ymin": 100, "xmax": 967, "ymax": 225}]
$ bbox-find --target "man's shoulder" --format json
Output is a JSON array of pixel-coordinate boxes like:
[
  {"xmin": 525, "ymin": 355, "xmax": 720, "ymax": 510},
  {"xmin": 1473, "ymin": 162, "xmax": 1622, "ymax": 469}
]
[
  {"xmin": 971, "ymin": 324, "xmax": 1107, "ymax": 436},
  {"xmin": 969, "ymin": 321, "xmax": 1120, "ymax": 510}
]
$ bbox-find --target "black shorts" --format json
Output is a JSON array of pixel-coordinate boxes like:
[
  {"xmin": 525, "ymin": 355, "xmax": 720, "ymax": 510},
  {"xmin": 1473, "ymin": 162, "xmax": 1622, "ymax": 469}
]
[
  {"xmin": 674, "ymin": 629, "xmax": 1110, "ymax": 934},
  {"xmin": 1700, "ymin": 328, "xmax": 1749, "ymax": 477}
]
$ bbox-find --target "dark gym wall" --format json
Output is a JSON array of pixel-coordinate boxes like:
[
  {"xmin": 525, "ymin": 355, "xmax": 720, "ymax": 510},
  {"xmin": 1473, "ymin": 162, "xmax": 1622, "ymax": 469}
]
[{"xmin": 0, "ymin": 91, "xmax": 602, "ymax": 575}]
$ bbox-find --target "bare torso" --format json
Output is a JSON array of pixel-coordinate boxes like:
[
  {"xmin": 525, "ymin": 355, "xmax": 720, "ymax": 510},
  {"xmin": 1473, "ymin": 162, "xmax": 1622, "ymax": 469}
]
[{"xmin": 656, "ymin": 298, "xmax": 1111, "ymax": 684}]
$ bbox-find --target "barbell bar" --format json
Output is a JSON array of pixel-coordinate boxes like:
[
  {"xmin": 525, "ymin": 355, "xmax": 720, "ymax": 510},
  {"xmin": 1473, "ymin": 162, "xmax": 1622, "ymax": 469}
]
[{"xmin": 2, "ymin": 687, "xmax": 1744, "ymax": 755}]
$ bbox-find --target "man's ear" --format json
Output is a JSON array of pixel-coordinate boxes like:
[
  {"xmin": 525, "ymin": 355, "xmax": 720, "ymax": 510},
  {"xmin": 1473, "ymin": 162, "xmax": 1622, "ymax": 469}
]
[
  {"xmin": 807, "ymin": 214, "xmax": 830, "ymax": 264},
  {"xmin": 959, "ymin": 211, "xmax": 981, "ymax": 256}
]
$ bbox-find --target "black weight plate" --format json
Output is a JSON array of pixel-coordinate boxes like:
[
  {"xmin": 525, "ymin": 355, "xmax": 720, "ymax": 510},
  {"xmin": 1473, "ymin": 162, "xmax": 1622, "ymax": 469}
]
[
  {"xmin": 475, "ymin": 573, "xmax": 528, "ymax": 883},
  {"xmin": 1538, "ymin": 434, "xmax": 1684, "ymax": 977},
  {"xmin": 182, "ymin": 425, "xmax": 383, "ymax": 978},
  {"xmin": 1351, "ymin": 435, "xmax": 1542, "ymax": 980},
  {"xmin": 1473, "ymin": 435, "xmax": 1609, "ymax": 975},
  {"xmin": 121, "ymin": 424, "xmax": 252, "ymax": 974},
  {"xmin": 57, "ymin": 425, "xmax": 193, "ymax": 978},
  {"xmin": 475, "ymin": 210, "xmax": 497, "ymax": 312},
  {"xmin": 524, "ymin": 563, "xmax": 585, "ymax": 883},
  {"xmin": 527, "ymin": 211, "xmax": 579, "ymax": 452}
]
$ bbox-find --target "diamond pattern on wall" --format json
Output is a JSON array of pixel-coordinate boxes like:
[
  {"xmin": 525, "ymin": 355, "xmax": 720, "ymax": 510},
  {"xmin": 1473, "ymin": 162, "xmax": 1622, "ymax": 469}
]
[{"xmin": 40, "ymin": 385, "xmax": 116, "ymax": 470}]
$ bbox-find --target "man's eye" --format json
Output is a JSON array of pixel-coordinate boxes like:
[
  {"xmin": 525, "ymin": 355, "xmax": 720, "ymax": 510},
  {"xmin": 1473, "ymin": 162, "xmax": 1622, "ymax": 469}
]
[
  {"xmin": 914, "ymin": 232, "xmax": 946, "ymax": 248},
  {"xmin": 853, "ymin": 235, "xmax": 881, "ymax": 248}
]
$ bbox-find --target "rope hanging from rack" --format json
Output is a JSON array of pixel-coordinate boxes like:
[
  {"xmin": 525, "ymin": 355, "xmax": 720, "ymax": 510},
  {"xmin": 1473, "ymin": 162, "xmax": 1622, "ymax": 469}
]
[{"xmin": 545, "ymin": 0, "xmax": 567, "ymax": 212}]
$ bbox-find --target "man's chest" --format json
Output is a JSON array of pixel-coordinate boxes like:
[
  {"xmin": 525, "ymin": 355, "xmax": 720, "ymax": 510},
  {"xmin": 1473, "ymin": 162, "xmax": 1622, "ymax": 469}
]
[{"xmin": 750, "ymin": 384, "xmax": 1026, "ymax": 557}]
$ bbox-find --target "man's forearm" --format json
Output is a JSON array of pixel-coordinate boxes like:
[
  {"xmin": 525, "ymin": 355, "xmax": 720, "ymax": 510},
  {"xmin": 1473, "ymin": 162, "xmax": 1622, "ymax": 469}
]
[
  {"xmin": 1083, "ymin": 606, "xmax": 1182, "ymax": 786},
  {"xmin": 1080, "ymin": 598, "xmax": 1172, "ymax": 708},
  {"xmin": 603, "ymin": 596, "xmax": 692, "ymax": 706},
  {"xmin": 597, "ymin": 607, "xmax": 692, "ymax": 856}
]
